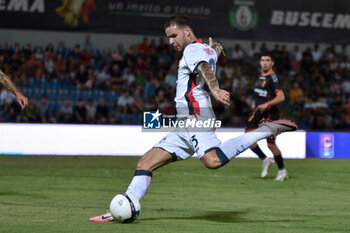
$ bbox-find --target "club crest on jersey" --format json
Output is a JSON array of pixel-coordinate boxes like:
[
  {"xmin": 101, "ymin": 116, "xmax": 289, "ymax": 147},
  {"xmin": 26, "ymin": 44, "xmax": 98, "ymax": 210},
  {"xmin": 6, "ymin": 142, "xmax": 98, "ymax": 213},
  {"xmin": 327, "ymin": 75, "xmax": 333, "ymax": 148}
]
[{"xmin": 261, "ymin": 80, "xmax": 266, "ymax": 87}]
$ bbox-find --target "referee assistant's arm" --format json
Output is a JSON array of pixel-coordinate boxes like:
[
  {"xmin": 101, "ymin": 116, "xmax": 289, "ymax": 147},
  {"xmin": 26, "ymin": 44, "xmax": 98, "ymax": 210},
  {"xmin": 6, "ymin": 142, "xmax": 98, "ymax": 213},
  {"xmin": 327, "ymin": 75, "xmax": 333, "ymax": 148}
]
[{"xmin": 256, "ymin": 90, "xmax": 285, "ymax": 112}]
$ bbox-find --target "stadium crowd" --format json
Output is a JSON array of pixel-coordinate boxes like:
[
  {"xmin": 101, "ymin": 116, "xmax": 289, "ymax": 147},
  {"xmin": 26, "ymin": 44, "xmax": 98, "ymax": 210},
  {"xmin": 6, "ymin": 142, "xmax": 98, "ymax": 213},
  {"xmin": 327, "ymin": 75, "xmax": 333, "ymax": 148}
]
[{"xmin": 0, "ymin": 35, "xmax": 349, "ymax": 131}]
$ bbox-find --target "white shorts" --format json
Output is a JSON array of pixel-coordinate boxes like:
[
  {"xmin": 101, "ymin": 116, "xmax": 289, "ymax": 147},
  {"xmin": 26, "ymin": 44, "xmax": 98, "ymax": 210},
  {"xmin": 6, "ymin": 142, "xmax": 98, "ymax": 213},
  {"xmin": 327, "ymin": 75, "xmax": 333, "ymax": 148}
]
[{"xmin": 154, "ymin": 127, "xmax": 221, "ymax": 160}]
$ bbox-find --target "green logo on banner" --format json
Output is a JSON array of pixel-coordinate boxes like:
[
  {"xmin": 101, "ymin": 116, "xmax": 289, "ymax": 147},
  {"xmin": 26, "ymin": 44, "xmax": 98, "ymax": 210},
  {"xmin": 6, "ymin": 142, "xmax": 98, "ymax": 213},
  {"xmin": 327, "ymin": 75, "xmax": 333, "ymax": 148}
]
[{"xmin": 229, "ymin": 0, "xmax": 258, "ymax": 31}]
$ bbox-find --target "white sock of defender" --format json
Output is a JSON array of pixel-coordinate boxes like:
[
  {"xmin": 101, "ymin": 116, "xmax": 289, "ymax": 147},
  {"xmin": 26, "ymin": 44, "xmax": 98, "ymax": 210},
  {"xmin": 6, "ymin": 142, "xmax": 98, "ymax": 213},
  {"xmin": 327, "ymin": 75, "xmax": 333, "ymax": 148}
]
[
  {"xmin": 125, "ymin": 170, "xmax": 152, "ymax": 201},
  {"xmin": 216, "ymin": 126, "xmax": 272, "ymax": 165}
]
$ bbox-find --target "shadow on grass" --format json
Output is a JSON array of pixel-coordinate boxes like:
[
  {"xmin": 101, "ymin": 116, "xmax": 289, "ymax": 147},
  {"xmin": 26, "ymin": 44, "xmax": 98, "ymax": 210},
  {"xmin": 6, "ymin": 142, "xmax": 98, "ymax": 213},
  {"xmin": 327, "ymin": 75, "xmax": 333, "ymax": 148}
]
[
  {"xmin": 140, "ymin": 210, "xmax": 302, "ymax": 224},
  {"xmin": 0, "ymin": 191, "xmax": 48, "ymax": 199}
]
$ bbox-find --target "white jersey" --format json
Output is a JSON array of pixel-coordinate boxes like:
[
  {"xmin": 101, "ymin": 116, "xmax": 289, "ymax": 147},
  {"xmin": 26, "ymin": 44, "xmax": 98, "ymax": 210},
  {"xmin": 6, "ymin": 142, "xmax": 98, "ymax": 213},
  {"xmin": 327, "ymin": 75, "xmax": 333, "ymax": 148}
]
[{"xmin": 176, "ymin": 40, "xmax": 218, "ymax": 118}]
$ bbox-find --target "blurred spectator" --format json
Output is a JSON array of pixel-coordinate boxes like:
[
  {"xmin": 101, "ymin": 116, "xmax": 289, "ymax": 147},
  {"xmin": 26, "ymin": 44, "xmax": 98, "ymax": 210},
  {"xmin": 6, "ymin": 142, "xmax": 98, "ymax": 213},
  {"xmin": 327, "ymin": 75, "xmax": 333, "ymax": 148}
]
[
  {"xmin": 0, "ymin": 42, "xmax": 12, "ymax": 61},
  {"xmin": 123, "ymin": 66, "xmax": 135, "ymax": 87},
  {"xmin": 80, "ymin": 46, "xmax": 91, "ymax": 65},
  {"xmin": 110, "ymin": 64, "xmax": 124, "ymax": 90},
  {"xmin": 117, "ymin": 91, "xmax": 134, "ymax": 113},
  {"xmin": 290, "ymin": 54, "xmax": 301, "ymax": 74},
  {"xmin": 95, "ymin": 97, "xmax": 111, "ymax": 124},
  {"xmin": 69, "ymin": 44, "xmax": 82, "ymax": 64},
  {"xmin": 35, "ymin": 46, "xmax": 44, "ymax": 61},
  {"xmin": 86, "ymin": 98, "xmax": 96, "ymax": 123},
  {"xmin": 231, "ymin": 44, "xmax": 244, "ymax": 61},
  {"xmin": 54, "ymin": 53, "xmax": 67, "ymax": 80},
  {"xmin": 124, "ymin": 46, "xmax": 136, "ymax": 66},
  {"xmin": 311, "ymin": 44, "xmax": 322, "ymax": 62},
  {"xmin": 271, "ymin": 44, "xmax": 281, "ymax": 58},
  {"xmin": 157, "ymin": 37, "xmax": 169, "ymax": 53},
  {"xmin": 292, "ymin": 45, "xmax": 303, "ymax": 62},
  {"xmin": 260, "ymin": 43, "xmax": 268, "ymax": 53},
  {"xmin": 8, "ymin": 52, "xmax": 22, "ymax": 76},
  {"xmin": 164, "ymin": 66, "xmax": 176, "ymax": 89},
  {"xmin": 132, "ymin": 87, "xmax": 144, "ymax": 112},
  {"xmin": 45, "ymin": 43, "xmax": 55, "ymax": 59},
  {"xmin": 43, "ymin": 51, "xmax": 55, "ymax": 78},
  {"xmin": 23, "ymin": 53, "xmax": 42, "ymax": 77},
  {"xmin": 96, "ymin": 64, "xmax": 111, "ymax": 89},
  {"xmin": 81, "ymin": 34, "xmax": 94, "ymax": 53},
  {"xmin": 144, "ymin": 77, "xmax": 157, "ymax": 103},
  {"xmin": 72, "ymin": 99, "xmax": 88, "ymax": 123},
  {"xmin": 112, "ymin": 48, "xmax": 124, "ymax": 64},
  {"xmin": 75, "ymin": 63, "xmax": 93, "ymax": 89},
  {"xmin": 137, "ymin": 37, "xmax": 150, "ymax": 54},
  {"xmin": 341, "ymin": 76, "xmax": 350, "ymax": 94},
  {"xmin": 247, "ymin": 42, "xmax": 260, "ymax": 58},
  {"xmin": 289, "ymin": 82, "xmax": 304, "ymax": 105},
  {"xmin": 38, "ymin": 95, "xmax": 56, "ymax": 123},
  {"xmin": 58, "ymin": 99, "xmax": 73, "ymax": 123}
]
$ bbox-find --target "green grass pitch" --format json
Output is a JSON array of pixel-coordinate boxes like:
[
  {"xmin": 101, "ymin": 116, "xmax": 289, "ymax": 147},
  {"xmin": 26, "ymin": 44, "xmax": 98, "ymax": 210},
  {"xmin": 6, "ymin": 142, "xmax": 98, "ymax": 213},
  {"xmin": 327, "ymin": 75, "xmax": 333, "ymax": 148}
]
[{"xmin": 0, "ymin": 155, "xmax": 349, "ymax": 233}]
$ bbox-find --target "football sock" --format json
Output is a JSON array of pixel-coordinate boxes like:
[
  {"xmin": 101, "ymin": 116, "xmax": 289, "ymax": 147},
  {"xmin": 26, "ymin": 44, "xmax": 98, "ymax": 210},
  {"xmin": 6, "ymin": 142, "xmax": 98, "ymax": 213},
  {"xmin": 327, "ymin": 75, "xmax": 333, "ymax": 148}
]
[
  {"xmin": 252, "ymin": 146, "xmax": 267, "ymax": 160},
  {"xmin": 217, "ymin": 126, "xmax": 272, "ymax": 165},
  {"xmin": 126, "ymin": 170, "xmax": 152, "ymax": 201},
  {"xmin": 274, "ymin": 154, "xmax": 285, "ymax": 170}
]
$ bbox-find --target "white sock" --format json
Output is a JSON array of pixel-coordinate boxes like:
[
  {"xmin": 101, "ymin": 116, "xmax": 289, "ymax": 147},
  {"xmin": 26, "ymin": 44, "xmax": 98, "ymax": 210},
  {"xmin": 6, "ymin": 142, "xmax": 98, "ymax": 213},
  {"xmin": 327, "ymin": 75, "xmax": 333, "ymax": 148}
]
[
  {"xmin": 125, "ymin": 170, "xmax": 152, "ymax": 201},
  {"xmin": 262, "ymin": 157, "xmax": 270, "ymax": 163},
  {"xmin": 217, "ymin": 126, "xmax": 272, "ymax": 165},
  {"xmin": 278, "ymin": 168, "xmax": 286, "ymax": 173}
]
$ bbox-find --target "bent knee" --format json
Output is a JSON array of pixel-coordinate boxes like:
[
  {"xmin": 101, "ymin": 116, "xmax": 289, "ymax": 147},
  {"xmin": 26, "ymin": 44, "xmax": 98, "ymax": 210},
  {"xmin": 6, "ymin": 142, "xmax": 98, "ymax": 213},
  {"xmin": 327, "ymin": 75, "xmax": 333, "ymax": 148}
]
[
  {"xmin": 201, "ymin": 156, "xmax": 222, "ymax": 169},
  {"xmin": 204, "ymin": 162, "xmax": 221, "ymax": 169}
]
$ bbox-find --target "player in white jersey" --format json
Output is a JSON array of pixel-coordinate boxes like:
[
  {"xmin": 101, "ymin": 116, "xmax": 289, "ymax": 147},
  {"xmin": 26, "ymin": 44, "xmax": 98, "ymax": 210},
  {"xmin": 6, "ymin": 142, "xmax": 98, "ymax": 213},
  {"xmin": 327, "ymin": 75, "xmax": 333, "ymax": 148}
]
[{"xmin": 90, "ymin": 15, "xmax": 297, "ymax": 222}]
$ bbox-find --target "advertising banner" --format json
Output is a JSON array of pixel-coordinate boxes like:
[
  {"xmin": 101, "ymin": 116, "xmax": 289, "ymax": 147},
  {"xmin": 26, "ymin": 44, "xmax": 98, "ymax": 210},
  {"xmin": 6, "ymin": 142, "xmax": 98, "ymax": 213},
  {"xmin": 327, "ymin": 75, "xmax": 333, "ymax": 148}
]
[
  {"xmin": 0, "ymin": 0, "xmax": 350, "ymax": 43},
  {"xmin": 306, "ymin": 132, "xmax": 350, "ymax": 159}
]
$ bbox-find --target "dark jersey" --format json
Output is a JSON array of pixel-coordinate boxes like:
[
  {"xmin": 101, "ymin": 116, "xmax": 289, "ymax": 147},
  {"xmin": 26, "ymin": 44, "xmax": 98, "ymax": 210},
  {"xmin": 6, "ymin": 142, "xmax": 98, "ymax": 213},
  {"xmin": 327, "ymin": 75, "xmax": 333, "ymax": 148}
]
[
  {"xmin": 253, "ymin": 72, "xmax": 282, "ymax": 111},
  {"xmin": 246, "ymin": 72, "xmax": 282, "ymax": 130}
]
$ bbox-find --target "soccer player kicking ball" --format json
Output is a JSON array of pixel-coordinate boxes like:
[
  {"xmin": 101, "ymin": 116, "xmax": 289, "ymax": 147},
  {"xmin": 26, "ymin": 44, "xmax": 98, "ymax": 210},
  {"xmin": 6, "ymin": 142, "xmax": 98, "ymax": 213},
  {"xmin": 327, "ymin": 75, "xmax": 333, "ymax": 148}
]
[{"xmin": 90, "ymin": 15, "xmax": 297, "ymax": 222}]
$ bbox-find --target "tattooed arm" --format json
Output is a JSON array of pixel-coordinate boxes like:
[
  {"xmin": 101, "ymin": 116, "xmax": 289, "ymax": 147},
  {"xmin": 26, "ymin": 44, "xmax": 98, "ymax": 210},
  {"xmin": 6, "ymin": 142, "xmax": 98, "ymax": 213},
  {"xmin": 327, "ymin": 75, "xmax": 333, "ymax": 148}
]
[
  {"xmin": 197, "ymin": 63, "xmax": 230, "ymax": 106},
  {"xmin": 0, "ymin": 69, "xmax": 28, "ymax": 110}
]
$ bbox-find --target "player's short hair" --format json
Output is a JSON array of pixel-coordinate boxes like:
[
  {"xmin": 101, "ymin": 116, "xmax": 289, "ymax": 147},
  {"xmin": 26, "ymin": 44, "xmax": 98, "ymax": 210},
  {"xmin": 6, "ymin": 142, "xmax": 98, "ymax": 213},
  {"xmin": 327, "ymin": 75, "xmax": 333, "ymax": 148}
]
[
  {"xmin": 164, "ymin": 15, "xmax": 194, "ymax": 32},
  {"xmin": 260, "ymin": 52, "xmax": 274, "ymax": 61}
]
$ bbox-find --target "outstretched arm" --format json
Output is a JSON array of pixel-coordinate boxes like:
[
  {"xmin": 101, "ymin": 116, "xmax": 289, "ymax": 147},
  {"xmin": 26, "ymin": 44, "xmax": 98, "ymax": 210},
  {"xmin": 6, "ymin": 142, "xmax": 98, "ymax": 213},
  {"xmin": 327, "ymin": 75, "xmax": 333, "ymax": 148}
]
[
  {"xmin": 197, "ymin": 62, "xmax": 230, "ymax": 106},
  {"xmin": 0, "ymin": 69, "xmax": 28, "ymax": 110}
]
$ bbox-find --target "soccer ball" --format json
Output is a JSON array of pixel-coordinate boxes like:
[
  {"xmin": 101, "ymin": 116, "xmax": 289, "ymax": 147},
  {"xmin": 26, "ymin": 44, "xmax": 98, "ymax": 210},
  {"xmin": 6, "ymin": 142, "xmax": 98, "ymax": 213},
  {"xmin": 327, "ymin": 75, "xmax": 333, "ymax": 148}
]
[{"xmin": 109, "ymin": 193, "xmax": 141, "ymax": 223}]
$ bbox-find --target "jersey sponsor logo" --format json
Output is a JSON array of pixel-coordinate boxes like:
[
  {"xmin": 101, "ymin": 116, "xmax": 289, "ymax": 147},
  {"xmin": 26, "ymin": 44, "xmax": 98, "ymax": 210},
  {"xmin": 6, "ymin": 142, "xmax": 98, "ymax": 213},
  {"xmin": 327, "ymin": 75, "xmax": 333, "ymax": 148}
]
[
  {"xmin": 254, "ymin": 88, "xmax": 268, "ymax": 97},
  {"xmin": 229, "ymin": 0, "xmax": 258, "ymax": 31}
]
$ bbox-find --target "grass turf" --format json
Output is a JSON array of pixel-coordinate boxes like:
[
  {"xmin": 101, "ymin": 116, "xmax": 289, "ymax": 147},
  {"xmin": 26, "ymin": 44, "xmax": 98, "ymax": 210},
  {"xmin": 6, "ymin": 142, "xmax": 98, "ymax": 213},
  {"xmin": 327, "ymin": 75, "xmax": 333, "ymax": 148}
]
[{"xmin": 0, "ymin": 155, "xmax": 349, "ymax": 233}]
